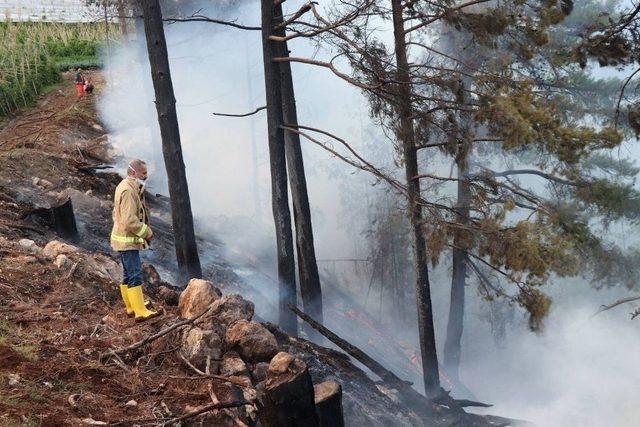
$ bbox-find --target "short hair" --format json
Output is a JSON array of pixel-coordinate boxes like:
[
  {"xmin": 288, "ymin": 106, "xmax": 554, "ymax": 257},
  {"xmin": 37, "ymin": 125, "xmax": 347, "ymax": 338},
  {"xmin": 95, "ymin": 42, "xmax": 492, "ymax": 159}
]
[{"xmin": 128, "ymin": 159, "xmax": 147, "ymax": 175}]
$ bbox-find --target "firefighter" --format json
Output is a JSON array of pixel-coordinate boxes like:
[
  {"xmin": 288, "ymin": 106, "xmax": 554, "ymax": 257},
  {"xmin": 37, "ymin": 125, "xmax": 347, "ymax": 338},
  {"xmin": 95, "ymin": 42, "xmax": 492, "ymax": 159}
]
[{"xmin": 111, "ymin": 159, "xmax": 159, "ymax": 321}]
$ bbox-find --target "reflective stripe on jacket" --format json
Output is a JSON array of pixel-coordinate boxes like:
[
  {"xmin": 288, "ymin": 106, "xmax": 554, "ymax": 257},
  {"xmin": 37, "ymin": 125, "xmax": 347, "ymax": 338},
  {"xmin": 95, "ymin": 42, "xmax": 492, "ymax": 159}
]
[{"xmin": 110, "ymin": 178, "xmax": 152, "ymax": 251}]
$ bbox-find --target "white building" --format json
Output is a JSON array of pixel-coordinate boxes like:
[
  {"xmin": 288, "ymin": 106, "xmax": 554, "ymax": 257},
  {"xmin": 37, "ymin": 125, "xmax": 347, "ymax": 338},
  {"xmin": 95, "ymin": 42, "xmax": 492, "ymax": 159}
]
[{"xmin": 0, "ymin": 0, "xmax": 104, "ymax": 23}]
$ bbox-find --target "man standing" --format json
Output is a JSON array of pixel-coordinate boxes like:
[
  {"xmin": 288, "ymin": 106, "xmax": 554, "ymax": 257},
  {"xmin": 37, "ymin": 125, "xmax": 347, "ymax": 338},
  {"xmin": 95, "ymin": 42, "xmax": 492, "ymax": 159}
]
[{"xmin": 111, "ymin": 159, "xmax": 158, "ymax": 321}]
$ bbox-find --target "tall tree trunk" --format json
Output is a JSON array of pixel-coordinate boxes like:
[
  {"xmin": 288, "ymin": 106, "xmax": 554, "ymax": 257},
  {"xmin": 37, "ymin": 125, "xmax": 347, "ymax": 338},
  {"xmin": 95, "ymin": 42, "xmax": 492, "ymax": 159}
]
[
  {"xmin": 444, "ymin": 77, "xmax": 472, "ymax": 382},
  {"xmin": 443, "ymin": 162, "xmax": 470, "ymax": 381},
  {"xmin": 260, "ymin": 0, "xmax": 297, "ymax": 335},
  {"xmin": 390, "ymin": 0, "xmax": 440, "ymax": 397},
  {"xmin": 274, "ymin": 3, "xmax": 324, "ymax": 339},
  {"xmin": 140, "ymin": 0, "xmax": 202, "ymax": 283}
]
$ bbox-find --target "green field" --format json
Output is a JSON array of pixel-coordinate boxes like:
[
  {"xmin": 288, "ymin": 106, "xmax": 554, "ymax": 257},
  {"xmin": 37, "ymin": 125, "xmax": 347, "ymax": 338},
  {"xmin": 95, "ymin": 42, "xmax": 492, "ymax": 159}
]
[{"xmin": 0, "ymin": 21, "xmax": 117, "ymax": 117}]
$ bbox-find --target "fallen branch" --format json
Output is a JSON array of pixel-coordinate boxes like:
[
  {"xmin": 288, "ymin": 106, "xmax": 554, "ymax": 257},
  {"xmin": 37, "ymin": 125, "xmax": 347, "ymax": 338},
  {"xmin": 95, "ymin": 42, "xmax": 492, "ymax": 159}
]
[
  {"xmin": 106, "ymin": 307, "xmax": 212, "ymax": 359},
  {"xmin": 433, "ymin": 395, "xmax": 492, "ymax": 408},
  {"xmin": 288, "ymin": 303, "xmax": 468, "ymax": 420},
  {"xmin": 160, "ymin": 400, "xmax": 249, "ymax": 425},
  {"xmin": 288, "ymin": 303, "xmax": 410, "ymax": 389},
  {"xmin": 168, "ymin": 375, "xmax": 250, "ymax": 388}
]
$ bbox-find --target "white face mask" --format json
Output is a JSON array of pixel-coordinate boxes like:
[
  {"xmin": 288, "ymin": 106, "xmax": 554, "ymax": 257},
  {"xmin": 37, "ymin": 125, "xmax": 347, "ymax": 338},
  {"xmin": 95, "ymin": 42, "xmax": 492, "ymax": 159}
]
[{"xmin": 128, "ymin": 164, "xmax": 148, "ymax": 188}]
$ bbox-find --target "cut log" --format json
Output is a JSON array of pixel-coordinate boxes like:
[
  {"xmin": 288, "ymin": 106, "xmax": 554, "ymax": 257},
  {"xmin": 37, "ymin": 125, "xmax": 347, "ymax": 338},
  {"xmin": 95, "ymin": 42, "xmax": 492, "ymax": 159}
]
[
  {"xmin": 260, "ymin": 352, "xmax": 319, "ymax": 427},
  {"xmin": 314, "ymin": 380, "xmax": 344, "ymax": 427}
]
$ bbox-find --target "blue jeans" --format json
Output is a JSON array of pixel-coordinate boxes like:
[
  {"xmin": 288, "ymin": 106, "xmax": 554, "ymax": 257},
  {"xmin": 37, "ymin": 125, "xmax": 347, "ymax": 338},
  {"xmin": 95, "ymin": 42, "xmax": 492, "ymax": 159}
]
[{"xmin": 119, "ymin": 250, "xmax": 142, "ymax": 286}]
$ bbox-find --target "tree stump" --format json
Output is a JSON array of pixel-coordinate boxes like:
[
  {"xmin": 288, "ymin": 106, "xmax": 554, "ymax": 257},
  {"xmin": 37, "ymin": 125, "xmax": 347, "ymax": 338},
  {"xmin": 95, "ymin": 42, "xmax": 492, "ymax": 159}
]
[
  {"xmin": 260, "ymin": 352, "xmax": 318, "ymax": 427},
  {"xmin": 25, "ymin": 197, "xmax": 78, "ymax": 240},
  {"xmin": 314, "ymin": 380, "xmax": 344, "ymax": 427}
]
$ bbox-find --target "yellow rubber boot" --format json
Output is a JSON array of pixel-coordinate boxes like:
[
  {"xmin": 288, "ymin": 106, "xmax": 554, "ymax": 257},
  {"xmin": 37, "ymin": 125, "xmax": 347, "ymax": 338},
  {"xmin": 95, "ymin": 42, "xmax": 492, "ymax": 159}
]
[
  {"xmin": 119, "ymin": 284, "xmax": 135, "ymax": 316},
  {"xmin": 127, "ymin": 285, "xmax": 158, "ymax": 321}
]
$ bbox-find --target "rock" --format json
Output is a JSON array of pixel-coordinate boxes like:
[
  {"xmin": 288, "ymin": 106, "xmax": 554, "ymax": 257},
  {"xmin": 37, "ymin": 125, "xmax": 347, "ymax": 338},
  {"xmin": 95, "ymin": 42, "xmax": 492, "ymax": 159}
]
[
  {"xmin": 83, "ymin": 254, "xmax": 121, "ymax": 282},
  {"xmin": 225, "ymin": 320, "xmax": 278, "ymax": 362},
  {"xmin": 125, "ymin": 400, "xmax": 138, "ymax": 408},
  {"xmin": 43, "ymin": 240, "xmax": 79, "ymax": 260},
  {"xmin": 251, "ymin": 362, "xmax": 270, "ymax": 383},
  {"xmin": 7, "ymin": 373, "xmax": 20, "ymax": 386},
  {"xmin": 18, "ymin": 238, "xmax": 38, "ymax": 252},
  {"xmin": 31, "ymin": 177, "xmax": 40, "ymax": 187},
  {"xmin": 178, "ymin": 279, "xmax": 222, "ymax": 319},
  {"xmin": 268, "ymin": 352, "xmax": 295, "ymax": 375},
  {"xmin": 181, "ymin": 327, "xmax": 222, "ymax": 372},
  {"xmin": 55, "ymin": 254, "xmax": 71, "ymax": 269},
  {"xmin": 39, "ymin": 178, "xmax": 54, "ymax": 189},
  {"xmin": 220, "ymin": 351, "xmax": 249, "ymax": 377},
  {"xmin": 208, "ymin": 294, "xmax": 254, "ymax": 329}
]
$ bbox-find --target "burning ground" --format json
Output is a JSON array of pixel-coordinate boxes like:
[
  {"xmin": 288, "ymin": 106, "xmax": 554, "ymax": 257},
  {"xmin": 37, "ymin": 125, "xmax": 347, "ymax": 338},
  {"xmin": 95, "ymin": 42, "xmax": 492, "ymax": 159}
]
[{"xmin": 0, "ymin": 74, "xmax": 522, "ymax": 426}]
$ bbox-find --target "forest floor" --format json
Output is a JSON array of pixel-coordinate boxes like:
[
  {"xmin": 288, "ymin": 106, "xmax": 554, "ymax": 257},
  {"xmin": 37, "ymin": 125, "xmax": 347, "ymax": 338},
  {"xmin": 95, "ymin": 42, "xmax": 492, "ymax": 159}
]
[{"xmin": 0, "ymin": 72, "xmax": 522, "ymax": 426}]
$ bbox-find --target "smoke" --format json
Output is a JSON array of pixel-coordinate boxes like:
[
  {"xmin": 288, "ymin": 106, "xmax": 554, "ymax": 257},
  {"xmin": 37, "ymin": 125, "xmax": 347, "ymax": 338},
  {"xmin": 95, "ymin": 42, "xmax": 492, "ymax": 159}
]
[
  {"xmin": 463, "ymin": 283, "xmax": 640, "ymax": 427},
  {"xmin": 97, "ymin": 1, "xmax": 640, "ymax": 426}
]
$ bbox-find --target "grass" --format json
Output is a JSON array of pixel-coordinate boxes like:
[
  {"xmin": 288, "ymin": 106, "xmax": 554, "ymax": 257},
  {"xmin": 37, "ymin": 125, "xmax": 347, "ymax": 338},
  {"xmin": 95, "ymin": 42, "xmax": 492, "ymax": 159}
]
[
  {"xmin": 0, "ymin": 21, "xmax": 118, "ymax": 117},
  {"xmin": 0, "ymin": 317, "xmax": 38, "ymax": 361}
]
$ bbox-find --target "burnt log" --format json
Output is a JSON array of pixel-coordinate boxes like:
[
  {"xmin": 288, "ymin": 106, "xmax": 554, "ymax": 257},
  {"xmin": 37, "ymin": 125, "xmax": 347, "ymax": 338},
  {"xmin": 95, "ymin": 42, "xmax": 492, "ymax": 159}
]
[
  {"xmin": 314, "ymin": 380, "xmax": 344, "ymax": 427},
  {"xmin": 260, "ymin": 352, "xmax": 319, "ymax": 427},
  {"xmin": 289, "ymin": 303, "xmax": 466, "ymax": 422}
]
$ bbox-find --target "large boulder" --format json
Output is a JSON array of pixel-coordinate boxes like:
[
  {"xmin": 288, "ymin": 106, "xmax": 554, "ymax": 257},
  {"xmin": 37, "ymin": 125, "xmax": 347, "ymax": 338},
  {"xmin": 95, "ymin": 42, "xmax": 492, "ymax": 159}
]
[
  {"xmin": 181, "ymin": 327, "xmax": 222, "ymax": 372},
  {"xmin": 225, "ymin": 320, "xmax": 278, "ymax": 362},
  {"xmin": 42, "ymin": 240, "xmax": 79, "ymax": 260},
  {"xmin": 178, "ymin": 279, "xmax": 222, "ymax": 319}
]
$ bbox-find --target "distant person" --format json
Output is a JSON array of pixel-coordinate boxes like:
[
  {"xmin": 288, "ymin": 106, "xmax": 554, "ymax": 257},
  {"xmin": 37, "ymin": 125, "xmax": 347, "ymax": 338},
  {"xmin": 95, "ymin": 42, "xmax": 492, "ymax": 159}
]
[
  {"xmin": 111, "ymin": 159, "xmax": 159, "ymax": 321},
  {"xmin": 74, "ymin": 68, "xmax": 85, "ymax": 99}
]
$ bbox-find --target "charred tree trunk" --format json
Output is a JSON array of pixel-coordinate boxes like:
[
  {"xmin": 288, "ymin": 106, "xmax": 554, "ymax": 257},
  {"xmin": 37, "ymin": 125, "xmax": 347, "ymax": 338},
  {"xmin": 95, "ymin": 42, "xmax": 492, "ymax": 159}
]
[
  {"xmin": 390, "ymin": 0, "xmax": 440, "ymax": 397},
  {"xmin": 444, "ymin": 78, "xmax": 472, "ymax": 382},
  {"xmin": 274, "ymin": 3, "xmax": 324, "ymax": 339},
  {"xmin": 260, "ymin": 0, "xmax": 297, "ymax": 335},
  {"xmin": 314, "ymin": 380, "xmax": 345, "ymax": 427},
  {"xmin": 140, "ymin": 0, "xmax": 202, "ymax": 283},
  {"xmin": 444, "ymin": 161, "xmax": 470, "ymax": 381}
]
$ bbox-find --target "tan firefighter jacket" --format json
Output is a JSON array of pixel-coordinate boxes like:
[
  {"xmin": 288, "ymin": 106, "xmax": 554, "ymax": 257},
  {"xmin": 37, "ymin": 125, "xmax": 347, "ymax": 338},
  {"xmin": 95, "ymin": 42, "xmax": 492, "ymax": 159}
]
[{"xmin": 110, "ymin": 177, "xmax": 153, "ymax": 251}]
